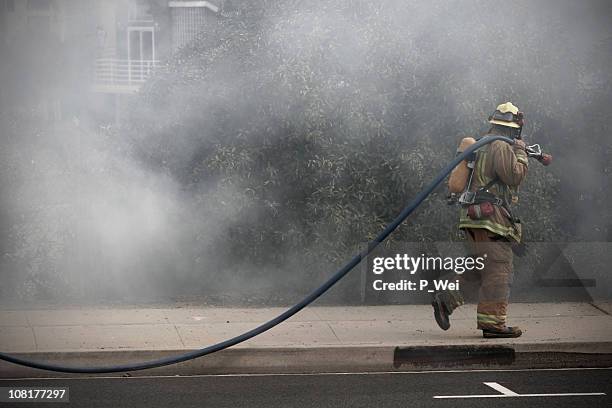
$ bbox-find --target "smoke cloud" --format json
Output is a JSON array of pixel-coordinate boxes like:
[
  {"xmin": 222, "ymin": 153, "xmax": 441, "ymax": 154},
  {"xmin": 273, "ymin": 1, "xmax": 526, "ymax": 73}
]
[{"xmin": 1, "ymin": 0, "xmax": 611, "ymax": 305}]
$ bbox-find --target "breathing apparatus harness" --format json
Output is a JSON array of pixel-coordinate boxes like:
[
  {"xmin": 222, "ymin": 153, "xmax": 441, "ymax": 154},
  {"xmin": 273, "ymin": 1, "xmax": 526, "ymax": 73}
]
[
  {"xmin": 0, "ymin": 135, "xmax": 550, "ymax": 374},
  {"xmin": 455, "ymin": 134, "xmax": 551, "ymax": 225},
  {"xmin": 456, "ymin": 136, "xmax": 518, "ymax": 223}
]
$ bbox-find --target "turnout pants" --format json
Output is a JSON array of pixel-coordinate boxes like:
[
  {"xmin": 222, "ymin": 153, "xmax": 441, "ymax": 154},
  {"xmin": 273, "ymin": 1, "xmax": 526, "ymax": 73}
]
[{"xmin": 447, "ymin": 228, "xmax": 514, "ymax": 330}]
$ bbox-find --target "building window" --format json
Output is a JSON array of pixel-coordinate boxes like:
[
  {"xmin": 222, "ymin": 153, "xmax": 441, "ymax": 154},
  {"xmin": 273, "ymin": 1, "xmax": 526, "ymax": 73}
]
[{"xmin": 6, "ymin": 0, "xmax": 15, "ymax": 12}]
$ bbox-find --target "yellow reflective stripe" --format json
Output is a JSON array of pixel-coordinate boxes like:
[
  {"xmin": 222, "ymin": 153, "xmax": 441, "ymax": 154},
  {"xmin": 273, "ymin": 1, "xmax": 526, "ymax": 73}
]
[
  {"xmin": 459, "ymin": 207, "xmax": 521, "ymax": 241},
  {"xmin": 459, "ymin": 218, "xmax": 516, "ymax": 237},
  {"xmin": 515, "ymin": 149, "xmax": 528, "ymax": 158},
  {"xmin": 477, "ymin": 313, "xmax": 505, "ymax": 324},
  {"xmin": 477, "ymin": 314, "xmax": 507, "ymax": 319}
]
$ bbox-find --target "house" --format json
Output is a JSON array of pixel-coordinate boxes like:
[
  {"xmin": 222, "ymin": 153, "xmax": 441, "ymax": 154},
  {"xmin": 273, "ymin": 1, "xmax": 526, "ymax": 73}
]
[
  {"xmin": 0, "ymin": 0, "xmax": 223, "ymax": 121},
  {"xmin": 94, "ymin": 0, "xmax": 222, "ymax": 94}
]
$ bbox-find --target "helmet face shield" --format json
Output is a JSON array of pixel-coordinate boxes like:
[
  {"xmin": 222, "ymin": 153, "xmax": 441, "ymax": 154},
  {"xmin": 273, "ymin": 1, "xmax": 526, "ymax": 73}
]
[
  {"xmin": 489, "ymin": 108, "xmax": 524, "ymax": 129},
  {"xmin": 491, "ymin": 111, "xmax": 515, "ymax": 122}
]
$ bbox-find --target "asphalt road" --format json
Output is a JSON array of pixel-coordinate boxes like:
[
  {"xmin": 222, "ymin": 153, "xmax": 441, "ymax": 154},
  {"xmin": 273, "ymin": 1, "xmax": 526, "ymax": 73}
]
[{"xmin": 0, "ymin": 368, "xmax": 610, "ymax": 408}]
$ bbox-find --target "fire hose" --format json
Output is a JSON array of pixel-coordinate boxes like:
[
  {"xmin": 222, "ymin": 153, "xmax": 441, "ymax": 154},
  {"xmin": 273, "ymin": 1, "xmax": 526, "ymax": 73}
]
[{"xmin": 0, "ymin": 135, "xmax": 550, "ymax": 373}]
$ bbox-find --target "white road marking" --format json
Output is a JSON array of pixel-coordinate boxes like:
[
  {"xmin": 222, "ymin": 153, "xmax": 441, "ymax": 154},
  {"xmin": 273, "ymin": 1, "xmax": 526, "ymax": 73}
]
[
  {"xmin": 484, "ymin": 382, "xmax": 519, "ymax": 396},
  {"xmin": 0, "ymin": 366, "xmax": 610, "ymax": 381},
  {"xmin": 434, "ymin": 381, "xmax": 606, "ymax": 399}
]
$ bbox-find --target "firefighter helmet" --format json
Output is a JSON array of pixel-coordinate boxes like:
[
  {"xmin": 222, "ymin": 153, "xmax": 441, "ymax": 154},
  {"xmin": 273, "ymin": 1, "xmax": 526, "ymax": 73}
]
[{"xmin": 488, "ymin": 102, "xmax": 524, "ymax": 129}]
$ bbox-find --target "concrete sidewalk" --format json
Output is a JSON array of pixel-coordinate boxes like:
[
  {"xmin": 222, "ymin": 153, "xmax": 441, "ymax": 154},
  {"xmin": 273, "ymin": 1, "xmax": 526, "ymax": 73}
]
[{"xmin": 1, "ymin": 302, "xmax": 611, "ymax": 377}]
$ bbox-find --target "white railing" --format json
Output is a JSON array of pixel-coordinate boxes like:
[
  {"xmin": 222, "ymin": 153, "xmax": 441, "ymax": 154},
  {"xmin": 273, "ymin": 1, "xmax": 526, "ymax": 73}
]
[{"xmin": 93, "ymin": 59, "xmax": 158, "ymax": 91}]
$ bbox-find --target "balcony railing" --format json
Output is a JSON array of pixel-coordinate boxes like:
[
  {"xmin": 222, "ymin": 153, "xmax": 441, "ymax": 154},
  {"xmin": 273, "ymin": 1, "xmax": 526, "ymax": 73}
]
[{"xmin": 93, "ymin": 59, "xmax": 158, "ymax": 93}]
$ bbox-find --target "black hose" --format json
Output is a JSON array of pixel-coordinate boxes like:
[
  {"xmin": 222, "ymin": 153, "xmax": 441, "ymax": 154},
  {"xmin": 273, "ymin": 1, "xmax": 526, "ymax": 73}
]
[{"xmin": 0, "ymin": 135, "xmax": 514, "ymax": 373}]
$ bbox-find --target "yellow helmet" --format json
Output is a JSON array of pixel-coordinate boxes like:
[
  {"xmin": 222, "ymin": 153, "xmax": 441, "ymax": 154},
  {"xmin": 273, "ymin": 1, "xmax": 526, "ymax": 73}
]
[{"xmin": 488, "ymin": 102, "xmax": 524, "ymax": 129}]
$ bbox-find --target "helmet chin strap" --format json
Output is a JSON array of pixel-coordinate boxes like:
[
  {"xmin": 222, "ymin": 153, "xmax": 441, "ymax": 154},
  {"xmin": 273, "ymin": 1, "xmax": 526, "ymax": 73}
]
[
  {"xmin": 515, "ymin": 111, "xmax": 525, "ymax": 139},
  {"xmin": 515, "ymin": 126, "xmax": 523, "ymax": 139}
]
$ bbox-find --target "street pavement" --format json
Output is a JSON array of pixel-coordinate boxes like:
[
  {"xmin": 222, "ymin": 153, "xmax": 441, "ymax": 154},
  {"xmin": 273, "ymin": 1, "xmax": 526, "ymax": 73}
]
[{"xmin": 0, "ymin": 368, "xmax": 610, "ymax": 407}]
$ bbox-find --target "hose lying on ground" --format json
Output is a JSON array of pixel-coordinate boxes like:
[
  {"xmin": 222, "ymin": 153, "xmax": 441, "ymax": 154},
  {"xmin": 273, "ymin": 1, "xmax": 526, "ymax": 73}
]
[{"xmin": 0, "ymin": 135, "xmax": 515, "ymax": 373}]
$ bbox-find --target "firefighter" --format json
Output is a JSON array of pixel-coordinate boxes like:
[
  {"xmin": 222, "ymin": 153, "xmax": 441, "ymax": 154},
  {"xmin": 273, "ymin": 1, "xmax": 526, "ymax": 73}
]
[{"xmin": 433, "ymin": 102, "xmax": 528, "ymax": 338}]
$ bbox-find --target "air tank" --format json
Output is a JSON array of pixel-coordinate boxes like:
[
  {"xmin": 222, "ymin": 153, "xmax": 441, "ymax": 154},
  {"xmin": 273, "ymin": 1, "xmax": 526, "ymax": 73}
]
[{"xmin": 448, "ymin": 137, "xmax": 476, "ymax": 193}]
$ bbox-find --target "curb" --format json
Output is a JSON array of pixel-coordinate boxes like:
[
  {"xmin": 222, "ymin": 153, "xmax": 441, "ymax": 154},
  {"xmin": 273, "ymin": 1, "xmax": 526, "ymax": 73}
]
[{"xmin": 2, "ymin": 342, "xmax": 612, "ymax": 378}]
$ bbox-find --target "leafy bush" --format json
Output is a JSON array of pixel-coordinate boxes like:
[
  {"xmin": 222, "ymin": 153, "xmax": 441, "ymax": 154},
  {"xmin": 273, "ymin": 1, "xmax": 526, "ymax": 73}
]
[{"xmin": 127, "ymin": 0, "xmax": 574, "ymax": 281}]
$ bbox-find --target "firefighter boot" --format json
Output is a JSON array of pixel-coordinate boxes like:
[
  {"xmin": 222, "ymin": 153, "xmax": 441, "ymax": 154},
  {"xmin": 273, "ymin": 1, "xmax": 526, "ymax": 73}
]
[
  {"xmin": 482, "ymin": 326, "xmax": 523, "ymax": 338},
  {"xmin": 432, "ymin": 290, "xmax": 464, "ymax": 330},
  {"xmin": 431, "ymin": 292, "xmax": 451, "ymax": 330}
]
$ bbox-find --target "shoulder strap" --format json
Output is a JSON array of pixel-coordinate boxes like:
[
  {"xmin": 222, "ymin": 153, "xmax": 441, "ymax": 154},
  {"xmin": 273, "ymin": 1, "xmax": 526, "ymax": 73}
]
[{"xmin": 479, "ymin": 177, "xmax": 498, "ymax": 192}]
